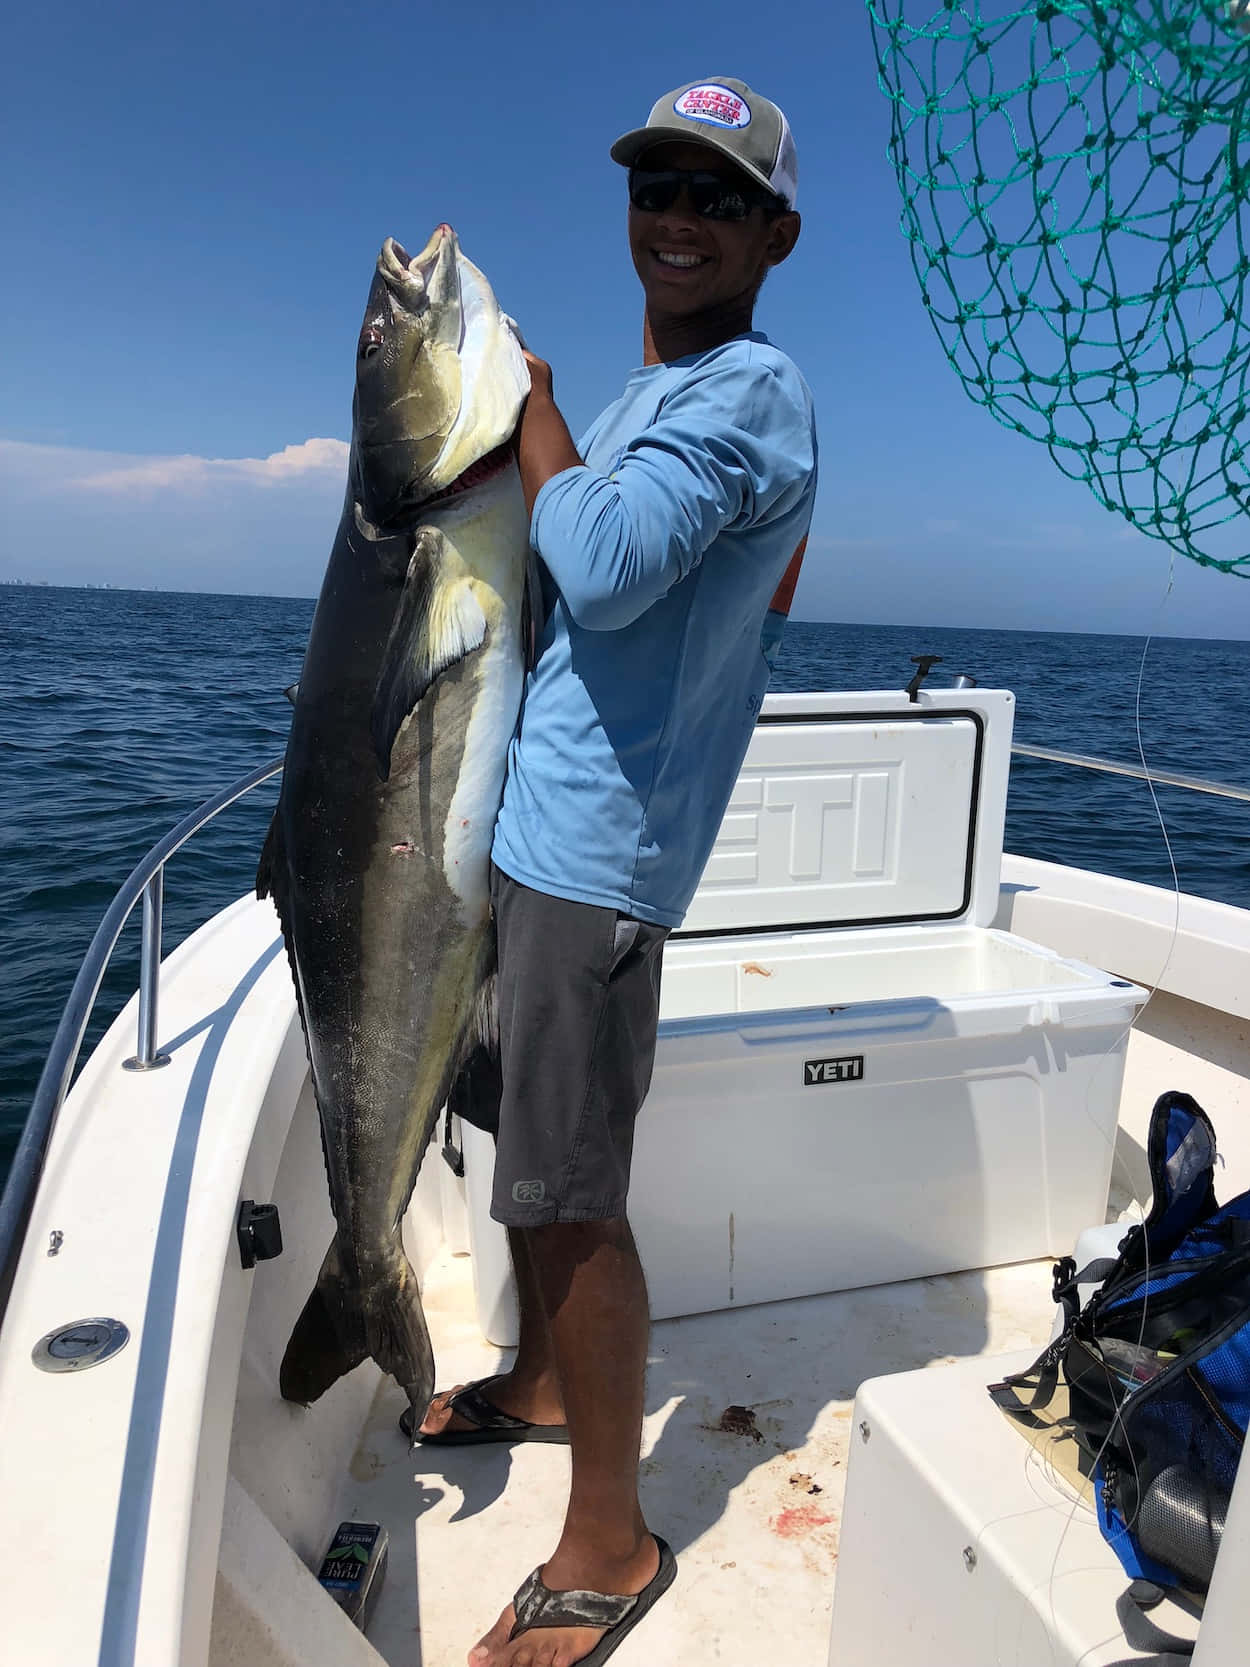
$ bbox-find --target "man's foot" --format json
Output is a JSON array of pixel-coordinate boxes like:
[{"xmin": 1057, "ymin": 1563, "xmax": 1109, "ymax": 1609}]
[
  {"xmin": 469, "ymin": 1536, "xmax": 665, "ymax": 1667},
  {"xmin": 419, "ymin": 1371, "xmax": 564, "ymax": 1439}
]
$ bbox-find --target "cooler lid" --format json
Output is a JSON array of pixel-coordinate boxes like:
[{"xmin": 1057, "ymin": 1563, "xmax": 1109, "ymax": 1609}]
[{"xmin": 679, "ymin": 687, "xmax": 1015, "ymax": 937}]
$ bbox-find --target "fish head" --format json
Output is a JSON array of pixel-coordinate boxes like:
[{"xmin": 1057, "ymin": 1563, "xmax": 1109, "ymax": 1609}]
[{"xmin": 351, "ymin": 225, "xmax": 529, "ymax": 531}]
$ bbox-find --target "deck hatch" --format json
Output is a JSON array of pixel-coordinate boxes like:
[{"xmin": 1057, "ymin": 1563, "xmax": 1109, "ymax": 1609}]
[{"xmin": 32, "ymin": 1317, "xmax": 130, "ymax": 1373}]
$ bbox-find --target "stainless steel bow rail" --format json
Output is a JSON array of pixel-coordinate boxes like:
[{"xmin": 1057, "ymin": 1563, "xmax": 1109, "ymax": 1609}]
[
  {"xmin": 0, "ymin": 740, "xmax": 1246, "ymax": 1322},
  {"xmin": 1012, "ymin": 745, "xmax": 1250, "ymax": 805},
  {"xmin": 0, "ymin": 758, "xmax": 284, "ymax": 1317}
]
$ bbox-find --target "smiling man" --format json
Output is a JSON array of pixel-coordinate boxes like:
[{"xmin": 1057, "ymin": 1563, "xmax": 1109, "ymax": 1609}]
[{"xmin": 421, "ymin": 77, "xmax": 817, "ymax": 1667}]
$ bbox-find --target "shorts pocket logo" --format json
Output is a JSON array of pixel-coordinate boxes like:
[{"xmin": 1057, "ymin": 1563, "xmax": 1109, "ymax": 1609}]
[{"xmin": 512, "ymin": 1179, "xmax": 547, "ymax": 1204}]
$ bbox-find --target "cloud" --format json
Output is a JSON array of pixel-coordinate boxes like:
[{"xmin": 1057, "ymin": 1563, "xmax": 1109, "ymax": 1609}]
[
  {"xmin": 72, "ymin": 436, "xmax": 350, "ymax": 493},
  {"xmin": 0, "ymin": 435, "xmax": 349, "ymax": 498},
  {"xmin": 0, "ymin": 436, "xmax": 353, "ymax": 596}
]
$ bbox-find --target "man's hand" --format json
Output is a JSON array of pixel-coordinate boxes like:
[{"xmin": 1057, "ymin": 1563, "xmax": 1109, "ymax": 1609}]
[
  {"xmin": 515, "ymin": 347, "xmax": 581, "ymax": 516},
  {"xmin": 522, "ymin": 349, "xmax": 555, "ymax": 405}
]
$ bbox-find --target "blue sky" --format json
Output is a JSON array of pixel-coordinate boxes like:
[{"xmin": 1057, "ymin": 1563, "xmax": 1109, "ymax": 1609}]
[{"xmin": 1, "ymin": 0, "xmax": 1246, "ymax": 638}]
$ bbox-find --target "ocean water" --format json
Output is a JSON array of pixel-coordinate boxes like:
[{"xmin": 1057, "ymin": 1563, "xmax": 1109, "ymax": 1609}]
[{"xmin": 2, "ymin": 586, "xmax": 1248, "ymax": 1179}]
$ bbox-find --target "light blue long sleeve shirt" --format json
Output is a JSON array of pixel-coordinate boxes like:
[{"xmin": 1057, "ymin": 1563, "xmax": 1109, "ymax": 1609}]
[{"xmin": 492, "ymin": 331, "xmax": 817, "ymax": 927}]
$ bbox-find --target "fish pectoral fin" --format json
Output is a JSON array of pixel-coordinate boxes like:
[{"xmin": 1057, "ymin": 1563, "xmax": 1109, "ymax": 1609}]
[{"xmin": 370, "ymin": 526, "xmax": 488, "ymax": 778}]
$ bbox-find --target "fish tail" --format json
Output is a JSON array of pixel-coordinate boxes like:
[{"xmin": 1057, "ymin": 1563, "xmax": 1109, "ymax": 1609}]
[
  {"xmin": 367, "ymin": 1248, "xmax": 435, "ymax": 1415},
  {"xmin": 279, "ymin": 1235, "xmax": 434, "ymax": 1413},
  {"xmin": 279, "ymin": 1237, "xmax": 368, "ymax": 1405}
]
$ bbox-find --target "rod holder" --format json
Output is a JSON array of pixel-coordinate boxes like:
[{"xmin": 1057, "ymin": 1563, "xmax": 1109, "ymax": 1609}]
[
  {"xmin": 906, "ymin": 654, "xmax": 943, "ymax": 702},
  {"xmin": 123, "ymin": 871, "xmax": 170, "ymax": 1072}
]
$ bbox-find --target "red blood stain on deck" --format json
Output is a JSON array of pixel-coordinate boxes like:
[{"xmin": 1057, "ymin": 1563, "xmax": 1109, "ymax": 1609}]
[{"xmin": 771, "ymin": 1504, "xmax": 834, "ymax": 1539}]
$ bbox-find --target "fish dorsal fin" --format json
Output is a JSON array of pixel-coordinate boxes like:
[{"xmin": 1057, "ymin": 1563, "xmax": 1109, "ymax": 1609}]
[
  {"xmin": 520, "ymin": 547, "xmax": 546, "ymax": 674},
  {"xmin": 283, "ymin": 682, "xmax": 300, "ymax": 706},
  {"xmin": 370, "ymin": 525, "xmax": 487, "ymax": 779},
  {"xmin": 256, "ymin": 808, "xmax": 284, "ymax": 903}
]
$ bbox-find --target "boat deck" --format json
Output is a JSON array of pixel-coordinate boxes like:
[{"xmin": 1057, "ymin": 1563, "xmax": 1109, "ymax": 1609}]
[{"xmin": 332, "ymin": 1248, "xmax": 1060, "ymax": 1667}]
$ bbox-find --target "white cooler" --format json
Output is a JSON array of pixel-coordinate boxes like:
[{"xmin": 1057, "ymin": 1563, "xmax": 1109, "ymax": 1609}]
[{"xmin": 457, "ymin": 688, "xmax": 1146, "ymax": 1346}]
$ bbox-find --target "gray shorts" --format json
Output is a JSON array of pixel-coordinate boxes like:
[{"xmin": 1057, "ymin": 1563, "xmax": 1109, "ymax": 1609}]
[{"xmin": 452, "ymin": 864, "xmax": 668, "ymax": 1227}]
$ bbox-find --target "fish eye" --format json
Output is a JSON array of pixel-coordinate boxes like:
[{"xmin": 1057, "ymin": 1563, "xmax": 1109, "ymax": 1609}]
[{"xmin": 360, "ymin": 326, "xmax": 385, "ymax": 361}]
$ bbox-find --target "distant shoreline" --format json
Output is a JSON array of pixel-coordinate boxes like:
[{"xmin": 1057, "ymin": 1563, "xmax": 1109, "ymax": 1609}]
[{"xmin": 1, "ymin": 577, "xmax": 315, "ymax": 604}]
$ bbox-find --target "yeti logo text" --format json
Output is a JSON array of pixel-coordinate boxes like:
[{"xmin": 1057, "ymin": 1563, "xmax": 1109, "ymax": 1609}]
[
  {"xmin": 764, "ymin": 769, "xmax": 894, "ymax": 880},
  {"xmin": 803, "ymin": 1056, "xmax": 865, "ymax": 1086}
]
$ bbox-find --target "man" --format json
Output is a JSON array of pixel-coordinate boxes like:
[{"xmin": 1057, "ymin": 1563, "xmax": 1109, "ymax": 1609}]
[{"xmin": 423, "ymin": 77, "xmax": 817, "ymax": 1667}]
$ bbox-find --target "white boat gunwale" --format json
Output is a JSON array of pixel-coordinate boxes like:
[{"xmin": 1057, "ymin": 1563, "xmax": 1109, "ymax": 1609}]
[{"xmin": 2, "ymin": 686, "xmax": 1248, "ymax": 1667}]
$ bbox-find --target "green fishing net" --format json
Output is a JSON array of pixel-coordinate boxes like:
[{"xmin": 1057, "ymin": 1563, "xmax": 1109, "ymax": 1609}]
[{"xmin": 868, "ymin": 1, "xmax": 1250, "ymax": 575}]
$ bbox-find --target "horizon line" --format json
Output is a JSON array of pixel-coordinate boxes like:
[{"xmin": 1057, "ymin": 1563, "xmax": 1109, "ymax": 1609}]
[{"xmin": 3, "ymin": 578, "xmax": 1248, "ymax": 646}]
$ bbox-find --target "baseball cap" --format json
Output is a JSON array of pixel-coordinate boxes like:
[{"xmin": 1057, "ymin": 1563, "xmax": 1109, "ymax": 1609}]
[{"xmin": 610, "ymin": 78, "xmax": 799, "ymax": 210}]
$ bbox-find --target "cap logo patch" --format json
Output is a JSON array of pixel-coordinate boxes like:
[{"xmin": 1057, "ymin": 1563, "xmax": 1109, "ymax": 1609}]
[{"xmin": 674, "ymin": 84, "xmax": 752, "ymax": 130}]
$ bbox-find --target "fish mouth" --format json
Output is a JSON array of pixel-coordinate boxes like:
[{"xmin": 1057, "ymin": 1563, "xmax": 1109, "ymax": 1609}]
[
  {"xmin": 353, "ymin": 222, "xmax": 518, "ymax": 532},
  {"xmin": 378, "ymin": 226, "xmax": 457, "ymax": 313}
]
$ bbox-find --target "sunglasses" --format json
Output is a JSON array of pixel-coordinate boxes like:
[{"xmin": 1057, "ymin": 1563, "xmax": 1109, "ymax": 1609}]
[{"xmin": 627, "ymin": 167, "xmax": 784, "ymax": 222}]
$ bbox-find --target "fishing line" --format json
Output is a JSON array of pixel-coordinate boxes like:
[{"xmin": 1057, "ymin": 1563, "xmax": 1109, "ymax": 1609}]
[
  {"xmin": 1026, "ymin": 548, "xmax": 1188, "ymax": 1658},
  {"xmin": 957, "ymin": 552, "xmax": 1187, "ymax": 1662},
  {"xmin": 1057, "ymin": 548, "xmax": 1183, "ymax": 1205}
]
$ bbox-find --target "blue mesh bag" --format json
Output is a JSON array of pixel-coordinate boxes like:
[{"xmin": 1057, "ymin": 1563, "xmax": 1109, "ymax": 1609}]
[{"xmin": 999, "ymin": 1090, "xmax": 1250, "ymax": 1597}]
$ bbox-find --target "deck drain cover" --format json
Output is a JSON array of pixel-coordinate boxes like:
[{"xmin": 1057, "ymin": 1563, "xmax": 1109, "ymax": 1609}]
[{"xmin": 32, "ymin": 1318, "xmax": 129, "ymax": 1373}]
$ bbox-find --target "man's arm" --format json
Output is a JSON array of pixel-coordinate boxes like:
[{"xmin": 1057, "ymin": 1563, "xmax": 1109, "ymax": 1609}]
[
  {"xmin": 516, "ymin": 351, "xmax": 581, "ymax": 518},
  {"xmin": 518, "ymin": 353, "xmax": 814, "ymax": 633}
]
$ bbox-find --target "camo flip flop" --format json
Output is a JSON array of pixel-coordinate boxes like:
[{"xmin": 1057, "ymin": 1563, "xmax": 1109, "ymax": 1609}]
[
  {"xmin": 506, "ymin": 1536, "xmax": 677, "ymax": 1666},
  {"xmin": 399, "ymin": 1377, "xmax": 570, "ymax": 1446}
]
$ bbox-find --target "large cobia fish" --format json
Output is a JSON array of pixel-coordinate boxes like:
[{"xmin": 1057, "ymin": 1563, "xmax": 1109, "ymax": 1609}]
[{"xmin": 258, "ymin": 225, "xmax": 531, "ymax": 1416}]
